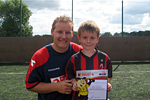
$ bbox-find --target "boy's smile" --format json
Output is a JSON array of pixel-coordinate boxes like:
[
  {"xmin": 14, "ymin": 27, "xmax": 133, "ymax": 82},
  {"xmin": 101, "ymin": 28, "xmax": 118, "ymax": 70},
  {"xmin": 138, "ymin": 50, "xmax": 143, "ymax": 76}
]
[{"xmin": 78, "ymin": 31, "xmax": 99, "ymax": 54}]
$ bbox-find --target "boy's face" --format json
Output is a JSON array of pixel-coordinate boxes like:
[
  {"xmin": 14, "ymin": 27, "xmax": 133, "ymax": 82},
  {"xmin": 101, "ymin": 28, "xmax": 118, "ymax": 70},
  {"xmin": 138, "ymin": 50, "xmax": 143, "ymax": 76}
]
[
  {"xmin": 51, "ymin": 22, "xmax": 73, "ymax": 53},
  {"xmin": 78, "ymin": 31, "xmax": 99, "ymax": 51}
]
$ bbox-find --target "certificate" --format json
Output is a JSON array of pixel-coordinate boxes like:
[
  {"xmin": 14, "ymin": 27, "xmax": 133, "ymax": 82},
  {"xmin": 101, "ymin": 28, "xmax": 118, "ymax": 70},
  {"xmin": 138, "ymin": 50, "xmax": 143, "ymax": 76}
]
[{"xmin": 76, "ymin": 70, "xmax": 108, "ymax": 100}]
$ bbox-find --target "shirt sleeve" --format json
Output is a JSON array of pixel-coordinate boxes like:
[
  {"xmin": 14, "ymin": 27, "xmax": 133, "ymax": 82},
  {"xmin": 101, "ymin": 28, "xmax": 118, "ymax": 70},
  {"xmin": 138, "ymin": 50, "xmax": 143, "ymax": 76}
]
[
  {"xmin": 107, "ymin": 59, "xmax": 113, "ymax": 78},
  {"xmin": 25, "ymin": 47, "xmax": 49, "ymax": 89},
  {"xmin": 25, "ymin": 54, "xmax": 40, "ymax": 89},
  {"xmin": 65, "ymin": 56, "xmax": 76, "ymax": 80}
]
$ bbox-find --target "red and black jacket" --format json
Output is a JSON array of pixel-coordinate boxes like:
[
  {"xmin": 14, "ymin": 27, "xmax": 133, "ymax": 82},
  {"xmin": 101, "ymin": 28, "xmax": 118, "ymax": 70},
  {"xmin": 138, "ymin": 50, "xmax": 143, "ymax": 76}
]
[{"xmin": 25, "ymin": 42, "xmax": 82, "ymax": 100}]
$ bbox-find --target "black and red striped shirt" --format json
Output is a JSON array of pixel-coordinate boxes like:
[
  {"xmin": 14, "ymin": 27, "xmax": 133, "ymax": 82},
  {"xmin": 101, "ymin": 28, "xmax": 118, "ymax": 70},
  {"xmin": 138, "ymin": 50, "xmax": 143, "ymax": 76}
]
[
  {"xmin": 66, "ymin": 49, "xmax": 112, "ymax": 79},
  {"xmin": 66, "ymin": 49, "xmax": 112, "ymax": 100}
]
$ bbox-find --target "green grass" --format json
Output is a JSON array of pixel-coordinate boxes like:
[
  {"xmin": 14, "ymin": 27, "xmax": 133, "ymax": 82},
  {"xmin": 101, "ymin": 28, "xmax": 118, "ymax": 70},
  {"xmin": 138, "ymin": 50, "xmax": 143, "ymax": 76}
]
[
  {"xmin": 0, "ymin": 64, "xmax": 150, "ymax": 100},
  {"xmin": 109, "ymin": 64, "xmax": 150, "ymax": 100},
  {"xmin": 0, "ymin": 65, "xmax": 37, "ymax": 100}
]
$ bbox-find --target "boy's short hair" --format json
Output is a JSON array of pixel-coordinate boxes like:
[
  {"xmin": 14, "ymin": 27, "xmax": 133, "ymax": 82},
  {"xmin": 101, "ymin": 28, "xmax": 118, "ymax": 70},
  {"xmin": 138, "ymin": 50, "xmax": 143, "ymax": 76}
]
[
  {"xmin": 78, "ymin": 20, "xmax": 100, "ymax": 37},
  {"xmin": 52, "ymin": 16, "xmax": 73, "ymax": 31}
]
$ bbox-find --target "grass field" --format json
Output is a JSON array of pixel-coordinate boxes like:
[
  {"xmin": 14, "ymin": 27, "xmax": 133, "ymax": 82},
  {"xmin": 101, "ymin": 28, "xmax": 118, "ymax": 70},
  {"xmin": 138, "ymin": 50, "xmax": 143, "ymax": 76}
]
[{"xmin": 0, "ymin": 63, "xmax": 150, "ymax": 100}]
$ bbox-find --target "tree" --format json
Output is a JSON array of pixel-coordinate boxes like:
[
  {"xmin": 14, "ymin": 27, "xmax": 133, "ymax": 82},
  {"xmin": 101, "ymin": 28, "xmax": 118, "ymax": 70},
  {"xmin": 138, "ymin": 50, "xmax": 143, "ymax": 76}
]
[
  {"xmin": 34, "ymin": 35, "xmax": 41, "ymax": 37},
  {"xmin": 0, "ymin": 0, "xmax": 4, "ymax": 35},
  {"xmin": 113, "ymin": 32, "xmax": 121, "ymax": 37},
  {"xmin": 101, "ymin": 32, "xmax": 112, "ymax": 37},
  {"xmin": 130, "ymin": 31, "xmax": 137, "ymax": 36},
  {"xmin": 143, "ymin": 30, "xmax": 150, "ymax": 36},
  {"xmin": 73, "ymin": 31, "xmax": 78, "ymax": 37},
  {"xmin": 123, "ymin": 32, "xmax": 130, "ymax": 37},
  {"xmin": 42, "ymin": 34, "xmax": 52, "ymax": 37},
  {"xmin": 0, "ymin": 0, "xmax": 33, "ymax": 37}
]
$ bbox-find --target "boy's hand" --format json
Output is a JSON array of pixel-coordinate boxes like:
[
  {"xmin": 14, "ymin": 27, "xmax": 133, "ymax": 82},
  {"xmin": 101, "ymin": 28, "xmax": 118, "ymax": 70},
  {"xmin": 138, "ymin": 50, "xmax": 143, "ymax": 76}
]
[
  {"xmin": 107, "ymin": 83, "xmax": 112, "ymax": 92},
  {"xmin": 72, "ymin": 82, "xmax": 78, "ymax": 91}
]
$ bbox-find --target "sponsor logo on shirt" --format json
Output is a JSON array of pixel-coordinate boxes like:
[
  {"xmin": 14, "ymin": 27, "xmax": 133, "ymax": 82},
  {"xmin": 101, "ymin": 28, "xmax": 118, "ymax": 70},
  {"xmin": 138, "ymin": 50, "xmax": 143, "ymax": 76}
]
[
  {"xmin": 31, "ymin": 60, "xmax": 36, "ymax": 67},
  {"xmin": 99, "ymin": 63, "xmax": 104, "ymax": 69},
  {"xmin": 50, "ymin": 75, "xmax": 65, "ymax": 83},
  {"xmin": 48, "ymin": 67, "xmax": 60, "ymax": 72}
]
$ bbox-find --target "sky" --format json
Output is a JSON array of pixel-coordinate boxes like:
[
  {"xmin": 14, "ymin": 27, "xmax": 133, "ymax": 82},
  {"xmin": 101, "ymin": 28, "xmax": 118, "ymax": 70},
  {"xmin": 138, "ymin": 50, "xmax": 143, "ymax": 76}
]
[{"xmin": 22, "ymin": 0, "xmax": 150, "ymax": 36}]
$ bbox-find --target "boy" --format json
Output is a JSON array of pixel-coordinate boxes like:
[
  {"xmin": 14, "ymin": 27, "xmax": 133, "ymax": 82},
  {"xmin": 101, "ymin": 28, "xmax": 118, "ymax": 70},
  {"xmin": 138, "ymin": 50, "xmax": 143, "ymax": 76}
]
[{"xmin": 66, "ymin": 20, "xmax": 112, "ymax": 100}]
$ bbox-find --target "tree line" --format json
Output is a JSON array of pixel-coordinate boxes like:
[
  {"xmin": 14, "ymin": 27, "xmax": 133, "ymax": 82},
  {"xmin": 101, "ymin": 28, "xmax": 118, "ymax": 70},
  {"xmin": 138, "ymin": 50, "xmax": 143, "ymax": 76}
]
[
  {"xmin": 0, "ymin": 0, "xmax": 149, "ymax": 37},
  {"xmin": 34, "ymin": 30, "xmax": 150, "ymax": 37},
  {"xmin": 100, "ymin": 31, "xmax": 150, "ymax": 37}
]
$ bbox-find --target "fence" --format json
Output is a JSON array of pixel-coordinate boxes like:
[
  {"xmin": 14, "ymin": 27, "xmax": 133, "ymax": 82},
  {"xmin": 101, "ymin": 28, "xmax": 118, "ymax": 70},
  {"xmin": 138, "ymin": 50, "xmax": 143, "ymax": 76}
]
[{"xmin": 0, "ymin": 37, "xmax": 150, "ymax": 63}]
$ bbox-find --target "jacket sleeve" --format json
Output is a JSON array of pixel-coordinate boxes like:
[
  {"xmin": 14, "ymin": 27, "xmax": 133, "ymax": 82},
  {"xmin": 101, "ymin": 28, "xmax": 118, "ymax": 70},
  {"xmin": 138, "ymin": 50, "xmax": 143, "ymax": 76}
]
[
  {"xmin": 65, "ymin": 56, "xmax": 76, "ymax": 80},
  {"xmin": 25, "ymin": 47, "xmax": 49, "ymax": 89},
  {"xmin": 107, "ymin": 58, "xmax": 112, "ymax": 78}
]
